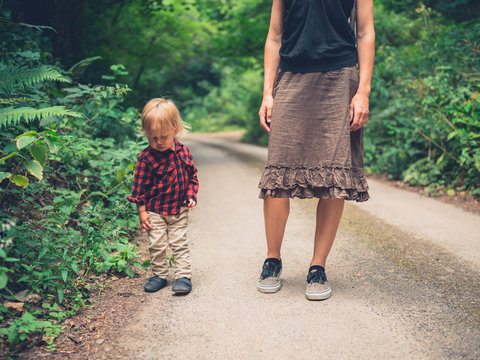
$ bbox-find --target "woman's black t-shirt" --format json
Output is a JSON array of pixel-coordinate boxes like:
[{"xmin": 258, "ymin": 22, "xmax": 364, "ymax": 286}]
[{"xmin": 279, "ymin": 0, "xmax": 357, "ymax": 73}]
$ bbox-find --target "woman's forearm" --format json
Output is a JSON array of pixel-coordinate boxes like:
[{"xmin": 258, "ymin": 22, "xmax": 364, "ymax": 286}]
[
  {"xmin": 263, "ymin": 0, "xmax": 284, "ymax": 97},
  {"xmin": 263, "ymin": 37, "xmax": 282, "ymax": 97},
  {"xmin": 356, "ymin": 0, "xmax": 375, "ymax": 95},
  {"xmin": 357, "ymin": 32, "xmax": 375, "ymax": 95}
]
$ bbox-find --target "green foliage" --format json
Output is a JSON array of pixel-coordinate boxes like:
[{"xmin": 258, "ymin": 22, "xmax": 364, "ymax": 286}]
[
  {"xmin": 211, "ymin": 0, "xmax": 271, "ymax": 61},
  {"xmin": 0, "ymin": 54, "xmax": 84, "ymax": 194},
  {"xmin": 80, "ymin": 0, "xmax": 220, "ymax": 106},
  {"xmin": 366, "ymin": 4, "xmax": 480, "ymax": 194},
  {"xmin": 0, "ymin": 106, "xmax": 82, "ymax": 127},
  {"xmin": 0, "ymin": 19, "xmax": 147, "ymax": 354},
  {"xmin": 0, "ymin": 65, "xmax": 71, "ymax": 95},
  {"xmin": 184, "ymin": 67, "xmax": 263, "ymax": 133},
  {"xmin": 378, "ymin": 0, "xmax": 480, "ymax": 21},
  {"xmin": 1, "ymin": 2, "xmax": 479, "ymax": 355},
  {"xmin": 0, "ymin": 311, "xmax": 59, "ymax": 349}
]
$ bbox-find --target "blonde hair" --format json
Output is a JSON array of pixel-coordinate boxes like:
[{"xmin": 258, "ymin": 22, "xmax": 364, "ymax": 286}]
[{"xmin": 141, "ymin": 98, "xmax": 190, "ymax": 136}]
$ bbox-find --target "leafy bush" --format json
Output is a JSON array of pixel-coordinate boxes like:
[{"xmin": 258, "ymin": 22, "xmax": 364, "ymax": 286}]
[
  {"xmin": 379, "ymin": 0, "xmax": 480, "ymax": 21},
  {"xmin": 366, "ymin": 4, "xmax": 480, "ymax": 195},
  {"xmin": 0, "ymin": 20, "xmax": 148, "ymax": 354}
]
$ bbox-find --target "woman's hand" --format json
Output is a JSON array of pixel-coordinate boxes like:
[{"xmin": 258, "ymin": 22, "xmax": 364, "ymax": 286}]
[
  {"xmin": 259, "ymin": 95, "xmax": 274, "ymax": 133},
  {"xmin": 139, "ymin": 211, "xmax": 153, "ymax": 230},
  {"xmin": 186, "ymin": 198, "xmax": 196, "ymax": 208},
  {"xmin": 349, "ymin": 92, "xmax": 370, "ymax": 132}
]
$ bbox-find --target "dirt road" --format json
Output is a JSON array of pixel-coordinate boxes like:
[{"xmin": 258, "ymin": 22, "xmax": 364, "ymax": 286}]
[{"xmin": 107, "ymin": 134, "xmax": 479, "ymax": 360}]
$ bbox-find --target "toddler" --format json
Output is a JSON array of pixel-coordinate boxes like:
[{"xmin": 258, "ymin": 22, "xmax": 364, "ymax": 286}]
[{"xmin": 127, "ymin": 98, "xmax": 198, "ymax": 294}]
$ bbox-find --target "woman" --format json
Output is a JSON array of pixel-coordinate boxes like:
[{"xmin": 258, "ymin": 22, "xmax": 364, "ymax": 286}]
[{"xmin": 257, "ymin": 0, "xmax": 375, "ymax": 300}]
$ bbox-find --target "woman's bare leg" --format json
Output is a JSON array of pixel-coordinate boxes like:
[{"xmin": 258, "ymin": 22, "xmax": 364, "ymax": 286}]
[
  {"xmin": 264, "ymin": 196, "xmax": 290, "ymax": 259},
  {"xmin": 310, "ymin": 198, "xmax": 345, "ymax": 267}
]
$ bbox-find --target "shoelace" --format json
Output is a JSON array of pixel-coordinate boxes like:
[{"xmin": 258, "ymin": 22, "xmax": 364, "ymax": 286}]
[
  {"xmin": 307, "ymin": 268, "xmax": 326, "ymax": 284},
  {"xmin": 261, "ymin": 261, "xmax": 278, "ymax": 279}
]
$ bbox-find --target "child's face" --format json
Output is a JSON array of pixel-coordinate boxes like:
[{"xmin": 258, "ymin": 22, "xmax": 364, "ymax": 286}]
[{"xmin": 147, "ymin": 129, "xmax": 178, "ymax": 152}]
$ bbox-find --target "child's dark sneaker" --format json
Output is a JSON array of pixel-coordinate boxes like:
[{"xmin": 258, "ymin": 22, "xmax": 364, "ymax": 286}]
[
  {"xmin": 144, "ymin": 275, "xmax": 168, "ymax": 292},
  {"xmin": 172, "ymin": 277, "xmax": 192, "ymax": 294},
  {"xmin": 305, "ymin": 265, "xmax": 332, "ymax": 300},
  {"xmin": 256, "ymin": 258, "xmax": 282, "ymax": 293}
]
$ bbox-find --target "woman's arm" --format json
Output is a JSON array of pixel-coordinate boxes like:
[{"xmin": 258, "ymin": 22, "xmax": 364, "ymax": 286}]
[
  {"xmin": 259, "ymin": 0, "xmax": 285, "ymax": 133},
  {"xmin": 350, "ymin": 0, "xmax": 375, "ymax": 132}
]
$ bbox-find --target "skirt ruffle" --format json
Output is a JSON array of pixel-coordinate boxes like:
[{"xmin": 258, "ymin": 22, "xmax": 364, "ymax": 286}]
[{"xmin": 258, "ymin": 165, "xmax": 369, "ymax": 202}]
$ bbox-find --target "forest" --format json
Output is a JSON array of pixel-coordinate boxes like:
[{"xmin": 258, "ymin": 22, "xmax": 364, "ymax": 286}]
[{"xmin": 1, "ymin": 0, "xmax": 479, "ymax": 355}]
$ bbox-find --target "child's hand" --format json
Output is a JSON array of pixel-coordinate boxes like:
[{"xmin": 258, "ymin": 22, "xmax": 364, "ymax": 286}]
[
  {"xmin": 139, "ymin": 211, "xmax": 153, "ymax": 230},
  {"xmin": 186, "ymin": 199, "xmax": 196, "ymax": 208}
]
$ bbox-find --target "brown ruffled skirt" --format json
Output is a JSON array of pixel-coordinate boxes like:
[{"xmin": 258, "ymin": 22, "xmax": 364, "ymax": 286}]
[{"xmin": 258, "ymin": 66, "xmax": 369, "ymax": 202}]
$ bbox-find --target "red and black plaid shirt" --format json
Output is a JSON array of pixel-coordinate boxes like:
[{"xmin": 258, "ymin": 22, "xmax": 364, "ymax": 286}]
[{"xmin": 127, "ymin": 139, "xmax": 199, "ymax": 215}]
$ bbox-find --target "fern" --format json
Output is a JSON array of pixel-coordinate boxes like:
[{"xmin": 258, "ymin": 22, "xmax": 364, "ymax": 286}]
[
  {"xmin": 0, "ymin": 97, "xmax": 46, "ymax": 105},
  {"xmin": 0, "ymin": 106, "xmax": 83, "ymax": 128},
  {"xmin": 0, "ymin": 66, "xmax": 72, "ymax": 95},
  {"xmin": 16, "ymin": 22, "xmax": 56, "ymax": 32},
  {"xmin": 68, "ymin": 56, "xmax": 102, "ymax": 76}
]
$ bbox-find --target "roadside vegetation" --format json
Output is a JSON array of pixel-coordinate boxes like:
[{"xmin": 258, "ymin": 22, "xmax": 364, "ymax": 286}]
[
  {"xmin": 0, "ymin": 17, "xmax": 148, "ymax": 356},
  {"xmin": 0, "ymin": 0, "xmax": 478, "ymax": 356}
]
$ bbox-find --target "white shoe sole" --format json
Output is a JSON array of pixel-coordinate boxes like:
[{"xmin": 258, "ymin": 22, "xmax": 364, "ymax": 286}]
[
  {"xmin": 257, "ymin": 280, "xmax": 282, "ymax": 293},
  {"xmin": 305, "ymin": 287, "xmax": 332, "ymax": 300},
  {"xmin": 256, "ymin": 268, "xmax": 282, "ymax": 293}
]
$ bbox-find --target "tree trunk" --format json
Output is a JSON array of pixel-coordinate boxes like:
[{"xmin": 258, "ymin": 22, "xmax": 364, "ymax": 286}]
[
  {"xmin": 110, "ymin": 0, "xmax": 126, "ymax": 28},
  {"xmin": 132, "ymin": 35, "xmax": 158, "ymax": 89},
  {"xmin": 54, "ymin": 0, "xmax": 86, "ymax": 66}
]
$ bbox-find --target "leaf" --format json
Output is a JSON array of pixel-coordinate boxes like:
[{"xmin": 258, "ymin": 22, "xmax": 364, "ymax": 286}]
[
  {"xmin": 117, "ymin": 259, "xmax": 127, "ymax": 270},
  {"xmin": 39, "ymin": 116, "xmax": 58, "ymax": 127},
  {"xmin": 16, "ymin": 135, "xmax": 35, "ymax": 149},
  {"xmin": 26, "ymin": 160, "xmax": 43, "ymax": 181},
  {"xmin": 38, "ymin": 248, "xmax": 48, "ymax": 260},
  {"xmin": 16, "ymin": 51, "xmax": 41, "ymax": 60},
  {"xmin": 70, "ymin": 262, "xmax": 79, "ymax": 273},
  {"xmin": 18, "ymin": 274, "xmax": 31, "ymax": 282},
  {"xmin": 447, "ymin": 130, "xmax": 458, "ymax": 141},
  {"xmin": 0, "ymin": 106, "xmax": 83, "ymax": 128},
  {"xmin": 131, "ymin": 260, "xmax": 142, "ymax": 269},
  {"xmin": 40, "ymin": 205, "xmax": 54, "ymax": 211},
  {"xmin": 30, "ymin": 143, "xmax": 47, "ymax": 165},
  {"xmin": 21, "ymin": 264, "xmax": 33, "ymax": 271},
  {"xmin": 68, "ymin": 56, "xmax": 102, "ymax": 74},
  {"xmin": 17, "ymin": 23, "xmax": 56, "ymax": 32},
  {"xmin": 0, "ymin": 273, "xmax": 7, "ymax": 289},
  {"xmin": 116, "ymin": 168, "xmax": 126, "ymax": 182},
  {"xmin": 0, "ymin": 172, "xmax": 11, "ymax": 182},
  {"xmin": 0, "ymin": 97, "xmax": 42, "ymax": 105},
  {"xmin": 44, "ymin": 138, "xmax": 58, "ymax": 152},
  {"xmin": 57, "ymin": 288, "xmax": 64, "ymax": 304},
  {"xmin": 21, "ymin": 311, "xmax": 35, "ymax": 322},
  {"xmin": 124, "ymin": 267, "xmax": 135, "ymax": 278},
  {"xmin": 87, "ymin": 191, "xmax": 107, "ymax": 199},
  {"xmin": 0, "ymin": 65, "xmax": 66, "ymax": 94},
  {"xmin": 0, "ymin": 151, "xmax": 17, "ymax": 163},
  {"xmin": 61, "ymin": 270, "xmax": 67, "ymax": 282},
  {"xmin": 10, "ymin": 175, "xmax": 28, "ymax": 188}
]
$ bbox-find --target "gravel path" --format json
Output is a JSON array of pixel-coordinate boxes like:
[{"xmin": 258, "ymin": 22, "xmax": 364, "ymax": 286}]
[{"xmin": 114, "ymin": 135, "xmax": 480, "ymax": 360}]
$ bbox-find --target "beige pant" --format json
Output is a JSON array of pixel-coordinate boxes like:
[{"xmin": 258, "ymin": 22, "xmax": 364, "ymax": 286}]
[{"xmin": 147, "ymin": 209, "xmax": 191, "ymax": 279}]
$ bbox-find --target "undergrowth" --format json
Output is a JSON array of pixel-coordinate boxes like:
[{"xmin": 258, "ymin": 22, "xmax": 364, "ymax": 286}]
[{"xmin": 0, "ymin": 18, "xmax": 148, "ymax": 356}]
